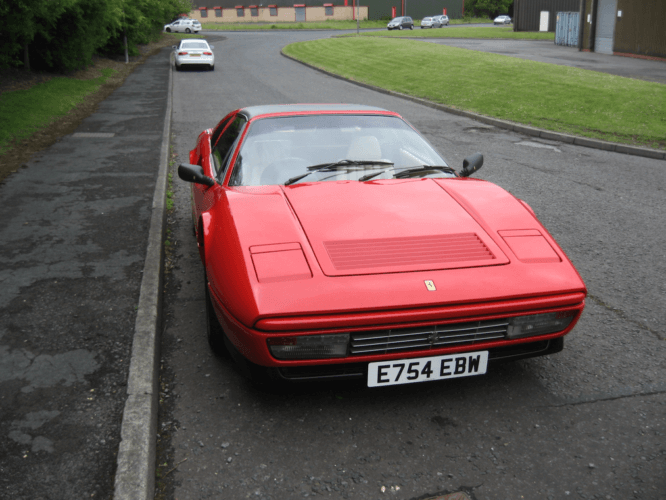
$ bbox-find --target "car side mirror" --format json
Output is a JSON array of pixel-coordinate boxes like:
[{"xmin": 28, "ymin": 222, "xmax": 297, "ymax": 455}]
[
  {"xmin": 459, "ymin": 153, "xmax": 483, "ymax": 177},
  {"xmin": 178, "ymin": 163, "xmax": 216, "ymax": 186}
]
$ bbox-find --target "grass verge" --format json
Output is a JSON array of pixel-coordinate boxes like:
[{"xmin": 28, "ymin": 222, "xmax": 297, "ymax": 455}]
[
  {"xmin": 283, "ymin": 37, "xmax": 665, "ymax": 149},
  {"xmin": 0, "ymin": 33, "xmax": 185, "ymax": 184},
  {"xmin": 0, "ymin": 69, "xmax": 116, "ymax": 153},
  {"xmin": 346, "ymin": 26, "xmax": 554, "ymax": 39}
]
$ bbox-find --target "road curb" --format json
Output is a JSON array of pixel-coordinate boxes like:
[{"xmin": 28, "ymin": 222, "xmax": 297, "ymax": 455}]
[
  {"xmin": 280, "ymin": 51, "xmax": 665, "ymax": 161},
  {"xmin": 113, "ymin": 52, "xmax": 173, "ymax": 500}
]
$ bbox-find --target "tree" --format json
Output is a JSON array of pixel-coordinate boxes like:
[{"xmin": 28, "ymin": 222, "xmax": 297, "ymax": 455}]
[
  {"xmin": 465, "ymin": 0, "xmax": 513, "ymax": 18},
  {"xmin": 0, "ymin": 0, "xmax": 192, "ymax": 72}
]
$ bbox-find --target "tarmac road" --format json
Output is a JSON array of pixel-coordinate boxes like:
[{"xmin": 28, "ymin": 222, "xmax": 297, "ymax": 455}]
[{"xmin": 160, "ymin": 31, "xmax": 666, "ymax": 500}]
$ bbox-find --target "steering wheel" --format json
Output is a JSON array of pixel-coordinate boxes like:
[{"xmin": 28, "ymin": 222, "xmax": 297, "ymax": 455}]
[{"xmin": 260, "ymin": 157, "xmax": 310, "ymax": 185}]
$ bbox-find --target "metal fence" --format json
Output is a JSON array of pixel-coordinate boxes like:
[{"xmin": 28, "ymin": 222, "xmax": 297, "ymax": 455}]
[{"xmin": 555, "ymin": 11, "xmax": 580, "ymax": 46}]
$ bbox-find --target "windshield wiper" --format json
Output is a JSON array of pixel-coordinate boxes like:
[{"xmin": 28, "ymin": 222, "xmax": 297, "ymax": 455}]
[
  {"xmin": 284, "ymin": 159, "xmax": 394, "ymax": 186},
  {"xmin": 393, "ymin": 165, "xmax": 456, "ymax": 179}
]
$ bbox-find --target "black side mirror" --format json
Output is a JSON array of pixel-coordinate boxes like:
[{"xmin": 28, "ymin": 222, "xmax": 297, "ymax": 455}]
[
  {"xmin": 459, "ymin": 153, "xmax": 484, "ymax": 177},
  {"xmin": 178, "ymin": 163, "xmax": 216, "ymax": 187}
]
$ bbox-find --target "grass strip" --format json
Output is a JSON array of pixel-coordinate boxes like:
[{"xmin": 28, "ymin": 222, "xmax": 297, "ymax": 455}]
[
  {"xmin": 283, "ymin": 37, "xmax": 665, "ymax": 149},
  {"xmin": 344, "ymin": 26, "xmax": 554, "ymax": 39},
  {"xmin": 202, "ymin": 17, "xmax": 494, "ymax": 31},
  {"xmin": 0, "ymin": 68, "xmax": 115, "ymax": 153}
]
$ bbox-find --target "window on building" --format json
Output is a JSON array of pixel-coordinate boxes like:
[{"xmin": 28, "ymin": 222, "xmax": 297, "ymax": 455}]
[
  {"xmin": 250, "ymin": 5, "xmax": 258, "ymax": 16},
  {"xmin": 214, "ymin": 7, "xmax": 222, "ymax": 17},
  {"xmin": 324, "ymin": 3, "xmax": 333, "ymax": 15},
  {"xmin": 269, "ymin": 5, "xmax": 277, "ymax": 16},
  {"xmin": 236, "ymin": 5, "xmax": 244, "ymax": 16},
  {"xmin": 199, "ymin": 7, "xmax": 208, "ymax": 17}
]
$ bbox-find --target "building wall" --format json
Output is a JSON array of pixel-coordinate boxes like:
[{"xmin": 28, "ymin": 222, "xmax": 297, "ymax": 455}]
[
  {"xmin": 192, "ymin": 0, "xmax": 463, "ymax": 21},
  {"xmin": 363, "ymin": 0, "xmax": 463, "ymax": 20},
  {"xmin": 513, "ymin": 0, "xmax": 581, "ymax": 31},
  {"xmin": 192, "ymin": 5, "xmax": 368, "ymax": 22},
  {"xmin": 613, "ymin": 0, "xmax": 666, "ymax": 58}
]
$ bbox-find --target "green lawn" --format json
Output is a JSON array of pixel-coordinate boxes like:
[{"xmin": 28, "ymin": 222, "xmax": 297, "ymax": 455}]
[
  {"xmin": 348, "ymin": 26, "xmax": 554, "ymax": 39},
  {"xmin": 0, "ymin": 69, "xmax": 115, "ymax": 153},
  {"xmin": 283, "ymin": 37, "xmax": 665, "ymax": 149}
]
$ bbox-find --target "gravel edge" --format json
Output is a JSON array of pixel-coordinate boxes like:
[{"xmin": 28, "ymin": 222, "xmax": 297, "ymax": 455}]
[
  {"xmin": 112, "ymin": 57, "xmax": 173, "ymax": 500},
  {"xmin": 280, "ymin": 51, "xmax": 666, "ymax": 161}
]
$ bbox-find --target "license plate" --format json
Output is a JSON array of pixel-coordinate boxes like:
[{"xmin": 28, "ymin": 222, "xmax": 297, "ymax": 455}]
[
  {"xmin": 190, "ymin": 54, "xmax": 201, "ymax": 57},
  {"xmin": 368, "ymin": 351, "xmax": 488, "ymax": 387}
]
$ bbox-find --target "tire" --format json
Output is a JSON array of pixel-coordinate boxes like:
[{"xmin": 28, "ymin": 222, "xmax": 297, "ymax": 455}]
[
  {"xmin": 166, "ymin": 28, "xmax": 171, "ymax": 33},
  {"xmin": 399, "ymin": 25, "xmax": 403, "ymax": 30},
  {"xmin": 221, "ymin": 324, "xmax": 282, "ymax": 390},
  {"xmin": 210, "ymin": 64, "xmax": 214, "ymax": 71},
  {"xmin": 204, "ymin": 275, "xmax": 227, "ymax": 356},
  {"xmin": 410, "ymin": 25, "xmax": 413, "ymax": 30},
  {"xmin": 185, "ymin": 28, "xmax": 191, "ymax": 33},
  {"xmin": 175, "ymin": 64, "xmax": 181, "ymax": 71}
]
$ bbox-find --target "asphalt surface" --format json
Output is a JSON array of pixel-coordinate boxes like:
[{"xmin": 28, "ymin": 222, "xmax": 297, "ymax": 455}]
[
  {"xmin": 422, "ymin": 38, "xmax": 666, "ymax": 84},
  {"xmin": 1, "ymin": 29, "xmax": 665, "ymax": 500},
  {"xmin": 0, "ymin": 50, "xmax": 170, "ymax": 498}
]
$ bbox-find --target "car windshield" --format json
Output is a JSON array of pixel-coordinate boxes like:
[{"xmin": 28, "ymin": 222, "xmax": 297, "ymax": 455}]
[
  {"xmin": 390, "ymin": 17, "xmax": 402, "ymax": 22},
  {"xmin": 181, "ymin": 41, "xmax": 209, "ymax": 49},
  {"xmin": 229, "ymin": 114, "xmax": 451, "ymax": 186}
]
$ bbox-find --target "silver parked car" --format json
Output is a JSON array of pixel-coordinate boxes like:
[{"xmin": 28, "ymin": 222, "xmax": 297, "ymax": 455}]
[
  {"xmin": 432, "ymin": 14, "xmax": 450, "ymax": 27},
  {"xmin": 173, "ymin": 39, "xmax": 215, "ymax": 71},
  {"xmin": 420, "ymin": 16, "xmax": 435, "ymax": 28},
  {"xmin": 164, "ymin": 18, "xmax": 202, "ymax": 33},
  {"xmin": 493, "ymin": 15, "xmax": 512, "ymax": 25}
]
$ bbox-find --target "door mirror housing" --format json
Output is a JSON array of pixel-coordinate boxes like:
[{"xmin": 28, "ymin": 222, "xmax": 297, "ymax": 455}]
[
  {"xmin": 459, "ymin": 153, "xmax": 484, "ymax": 177},
  {"xmin": 178, "ymin": 163, "xmax": 216, "ymax": 187}
]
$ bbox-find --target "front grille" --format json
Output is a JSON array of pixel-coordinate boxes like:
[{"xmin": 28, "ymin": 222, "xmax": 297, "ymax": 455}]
[{"xmin": 350, "ymin": 318, "xmax": 509, "ymax": 355}]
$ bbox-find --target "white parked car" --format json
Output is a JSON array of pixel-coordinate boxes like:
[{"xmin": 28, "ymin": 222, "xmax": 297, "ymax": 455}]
[
  {"xmin": 173, "ymin": 39, "xmax": 215, "ymax": 71},
  {"xmin": 493, "ymin": 15, "xmax": 512, "ymax": 25},
  {"xmin": 164, "ymin": 18, "xmax": 202, "ymax": 33},
  {"xmin": 420, "ymin": 17, "xmax": 435, "ymax": 28}
]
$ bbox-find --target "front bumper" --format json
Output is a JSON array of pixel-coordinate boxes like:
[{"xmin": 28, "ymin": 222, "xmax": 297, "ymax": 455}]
[{"xmin": 212, "ymin": 288, "xmax": 585, "ymax": 378}]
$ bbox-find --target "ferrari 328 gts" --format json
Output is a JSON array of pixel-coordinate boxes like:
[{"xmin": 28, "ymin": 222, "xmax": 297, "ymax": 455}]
[{"xmin": 178, "ymin": 104, "xmax": 586, "ymax": 387}]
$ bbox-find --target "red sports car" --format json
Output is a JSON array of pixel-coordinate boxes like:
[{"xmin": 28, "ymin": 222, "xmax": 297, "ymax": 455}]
[{"xmin": 178, "ymin": 104, "xmax": 586, "ymax": 387}]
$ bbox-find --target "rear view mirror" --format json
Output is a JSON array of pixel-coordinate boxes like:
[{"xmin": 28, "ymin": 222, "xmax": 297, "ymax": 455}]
[{"xmin": 459, "ymin": 153, "xmax": 484, "ymax": 177}]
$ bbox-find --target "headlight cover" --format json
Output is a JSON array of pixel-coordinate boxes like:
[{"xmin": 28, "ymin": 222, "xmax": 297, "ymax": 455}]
[
  {"xmin": 268, "ymin": 333, "xmax": 349, "ymax": 360},
  {"xmin": 506, "ymin": 311, "xmax": 576, "ymax": 339}
]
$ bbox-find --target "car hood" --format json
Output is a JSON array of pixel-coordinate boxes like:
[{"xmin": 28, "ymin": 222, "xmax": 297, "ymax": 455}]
[
  {"xmin": 282, "ymin": 179, "xmax": 509, "ymax": 276},
  {"xmin": 217, "ymin": 178, "xmax": 585, "ymax": 325}
]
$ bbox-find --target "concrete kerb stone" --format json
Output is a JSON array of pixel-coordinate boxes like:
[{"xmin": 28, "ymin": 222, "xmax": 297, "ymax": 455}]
[
  {"xmin": 113, "ymin": 55, "xmax": 173, "ymax": 500},
  {"xmin": 280, "ymin": 51, "xmax": 666, "ymax": 161}
]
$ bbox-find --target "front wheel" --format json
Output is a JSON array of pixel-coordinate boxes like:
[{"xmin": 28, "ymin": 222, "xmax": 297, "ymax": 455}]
[
  {"xmin": 185, "ymin": 28, "xmax": 191, "ymax": 33},
  {"xmin": 166, "ymin": 28, "xmax": 171, "ymax": 33},
  {"xmin": 409, "ymin": 25, "xmax": 413, "ymax": 30},
  {"xmin": 204, "ymin": 275, "xmax": 226, "ymax": 356},
  {"xmin": 399, "ymin": 25, "xmax": 403, "ymax": 30}
]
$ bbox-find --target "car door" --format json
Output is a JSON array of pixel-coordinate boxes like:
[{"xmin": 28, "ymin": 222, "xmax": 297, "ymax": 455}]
[{"xmin": 192, "ymin": 115, "xmax": 247, "ymax": 225}]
